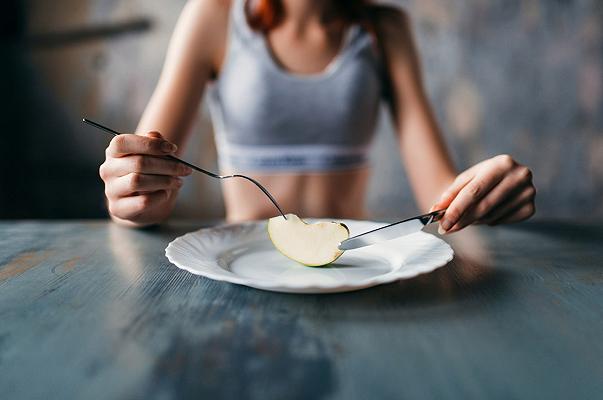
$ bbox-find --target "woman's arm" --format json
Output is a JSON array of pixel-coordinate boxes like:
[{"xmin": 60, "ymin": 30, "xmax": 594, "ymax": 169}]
[
  {"xmin": 373, "ymin": 8, "xmax": 457, "ymax": 213},
  {"xmin": 136, "ymin": 0, "xmax": 229, "ymax": 144},
  {"xmin": 376, "ymin": 8, "xmax": 535, "ymax": 233},
  {"xmin": 100, "ymin": 0, "xmax": 230, "ymax": 227}
]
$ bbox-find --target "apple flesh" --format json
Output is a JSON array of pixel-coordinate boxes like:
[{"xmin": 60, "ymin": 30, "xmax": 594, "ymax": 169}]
[{"xmin": 267, "ymin": 214, "xmax": 350, "ymax": 267}]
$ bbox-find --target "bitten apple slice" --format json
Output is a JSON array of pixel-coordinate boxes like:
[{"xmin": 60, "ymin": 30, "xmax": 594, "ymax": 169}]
[{"xmin": 267, "ymin": 214, "xmax": 350, "ymax": 267}]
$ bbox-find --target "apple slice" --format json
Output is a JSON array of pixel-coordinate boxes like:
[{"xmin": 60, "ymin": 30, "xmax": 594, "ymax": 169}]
[{"xmin": 267, "ymin": 214, "xmax": 350, "ymax": 267}]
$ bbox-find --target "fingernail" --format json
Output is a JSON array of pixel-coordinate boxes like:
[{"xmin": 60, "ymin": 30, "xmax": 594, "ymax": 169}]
[
  {"xmin": 162, "ymin": 142, "xmax": 177, "ymax": 153},
  {"xmin": 175, "ymin": 179, "xmax": 183, "ymax": 187},
  {"xmin": 440, "ymin": 219, "xmax": 452, "ymax": 232},
  {"xmin": 183, "ymin": 166, "xmax": 193, "ymax": 175}
]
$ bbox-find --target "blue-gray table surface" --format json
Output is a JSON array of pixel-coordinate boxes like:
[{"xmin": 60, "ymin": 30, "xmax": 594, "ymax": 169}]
[{"xmin": 0, "ymin": 220, "xmax": 602, "ymax": 400}]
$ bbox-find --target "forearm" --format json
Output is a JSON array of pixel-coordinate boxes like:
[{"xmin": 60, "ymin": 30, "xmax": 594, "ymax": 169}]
[
  {"xmin": 135, "ymin": 74, "xmax": 203, "ymax": 149},
  {"xmin": 399, "ymin": 112, "xmax": 457, "ymax": 211},
  {"xmin": 375, "ymin": 6, "xmax": 535, "ymax": 230},
  {"xmin": 102, "ymin": 0, "xmax": 224, "ymax": 228},
  {"xmin": 375, "ymin": 8, "xmax": 457, "ymax": 211},
  {"xmin": 134, "ymin": 0, "xmax": 218, "ymax": 147}
]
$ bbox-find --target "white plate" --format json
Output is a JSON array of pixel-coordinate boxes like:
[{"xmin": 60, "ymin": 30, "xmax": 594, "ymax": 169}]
[{"xmin": 165, "ymin": 219, "xmax": 454, "ymax": 294}]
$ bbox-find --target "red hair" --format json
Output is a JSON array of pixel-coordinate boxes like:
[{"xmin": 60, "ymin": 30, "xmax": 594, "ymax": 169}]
[{"xmin": 245, "ymin": 0, "xmax": 373, "ymax": 32}]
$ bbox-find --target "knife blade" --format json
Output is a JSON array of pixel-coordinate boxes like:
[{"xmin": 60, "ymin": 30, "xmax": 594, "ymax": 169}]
[{"xmin": 338, "ymin": 209, "xmax": 446, "ymax": 251}]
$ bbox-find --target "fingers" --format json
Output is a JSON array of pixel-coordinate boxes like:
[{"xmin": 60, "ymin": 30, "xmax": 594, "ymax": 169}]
[
  {"xmin": 478, "ymin": 185, "xmax": 536, "ymax": 225},
  {"xmin": 432, "ymin": 156, "xmax": 514, "ymax": 213},
  {"xmin": 436, "ymin": 155, "xmax": 532, "ymax": 234},
  {"xmin": 489, "ymin": 202, "xmax": 536, "ymax": 225},
  {"xmin": 105, "ymin": 173, "xmax": 183, "ymax": 199},
  {"xmin": 108, "ymin": 191, "xmax": 170, "ymax": 220},
  {"xmin": 448, "ymin": 166, "xmax": 533, "ymax": 231},
  {"xmin": 473, "ymin": 167, "xmax": 532, "ymax": 219},
  {"xmin": 430, "ymin": 172, "xmax": 474, "ymax": 212},
  {"xmin": 100, "ymin": 131, "xmax": 183, "ymax": 223},
  {"xmin": 439, "ymin": 170, "xmax": 507, "ymax": 234},
  {"xmin": 100, "ymin": 155, "xmax": 192, "ymax": 179},
  {"xmin": 106, "ymin": 133, "xmax": 177, "ymax": 158}
]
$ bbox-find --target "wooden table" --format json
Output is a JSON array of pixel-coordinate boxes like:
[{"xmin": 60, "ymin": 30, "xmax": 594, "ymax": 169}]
[{"xmin": 1, "ymin": 220, "xmax": 602, "ymax": 399}]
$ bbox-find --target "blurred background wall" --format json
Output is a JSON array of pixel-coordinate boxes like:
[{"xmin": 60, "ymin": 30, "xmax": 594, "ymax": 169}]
[{"xmin": 1, "ymin": 0, "xmax": 601, "ymax": 220}]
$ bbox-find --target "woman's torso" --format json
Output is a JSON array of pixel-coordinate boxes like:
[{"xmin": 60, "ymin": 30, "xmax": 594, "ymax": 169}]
[{"xmin": 208, "ymin": 0, "xmax": 384, "ymax": 221}]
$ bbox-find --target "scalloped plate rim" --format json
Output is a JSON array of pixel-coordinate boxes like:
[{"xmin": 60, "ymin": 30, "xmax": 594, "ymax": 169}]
[{"xmin": 165, "ymin": 219, "xmax": 454, "ymax": 293}]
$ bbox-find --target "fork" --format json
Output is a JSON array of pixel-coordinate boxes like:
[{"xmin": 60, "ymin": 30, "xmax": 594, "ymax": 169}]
[{"xmin": 82, "ymin": 118, "xmax": 287, "ymax": 220}]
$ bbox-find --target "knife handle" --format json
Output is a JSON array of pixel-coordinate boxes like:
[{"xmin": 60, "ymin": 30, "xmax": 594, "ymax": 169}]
[{"xmin": 420, "ymin": 209, "xmax": 446, "ymax": 225}]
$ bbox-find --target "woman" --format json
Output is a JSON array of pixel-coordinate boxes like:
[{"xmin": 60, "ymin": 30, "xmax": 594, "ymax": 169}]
[{"xmin": 99, "ymin": 0, "xmax": 535, "ymax": 233}]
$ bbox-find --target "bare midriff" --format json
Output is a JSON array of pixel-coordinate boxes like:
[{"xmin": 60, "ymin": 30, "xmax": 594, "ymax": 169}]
[{"xmin": 221, "ymin": 167, "xmax": 371, "ymax": 222}]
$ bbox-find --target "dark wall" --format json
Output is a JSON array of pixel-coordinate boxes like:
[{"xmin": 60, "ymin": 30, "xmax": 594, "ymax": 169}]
[
  {"xmin": 1, "ymin": 0, "xmax": 158, "ymax": 218},
  {"xmin": 1, "ymin": 0, "xmax": 602, "ymax": 220}
]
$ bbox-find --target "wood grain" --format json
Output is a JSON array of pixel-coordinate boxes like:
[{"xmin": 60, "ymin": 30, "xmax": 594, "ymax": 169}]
[
  {"xmin": 0, "ymin": 220, "xmax": 601, "ymax": 399},
  {"xmin": 0, "ymin": 250, "xmax": 53, "ymax": 283}
]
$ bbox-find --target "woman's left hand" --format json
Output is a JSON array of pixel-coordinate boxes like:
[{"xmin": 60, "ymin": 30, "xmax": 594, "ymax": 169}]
[{"xmin": 431, "ymin": 154, "xmax": 536, "ymax": 234}]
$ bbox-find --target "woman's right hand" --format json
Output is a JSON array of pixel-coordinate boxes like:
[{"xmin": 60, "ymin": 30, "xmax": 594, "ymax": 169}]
[{"xmin": 99, "ymin": 131, "xmax": 192, "ymax": 227}]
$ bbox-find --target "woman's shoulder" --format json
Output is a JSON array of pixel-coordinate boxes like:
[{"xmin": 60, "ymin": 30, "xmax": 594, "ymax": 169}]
[
  {"xmin": 181, "ymin": 0, "xmax": 232, "ymax": 27},
  {"xmin": 176, "ymin": 0, "xmax": 232, "ymax": 70},
  {"xmin": 184, "ymin": 0, "xmax": 232, "ymax": 13},
  {"xmin": 178, "ymin": 0, "xmax": 232, "ymax": 43},
  {"xmin": 365, "ymin": 3, "xmax": 411, "ymax": 36},
  {"xmin": 363, "ymin": 3, "xmax": 415, "ymax": 57}
]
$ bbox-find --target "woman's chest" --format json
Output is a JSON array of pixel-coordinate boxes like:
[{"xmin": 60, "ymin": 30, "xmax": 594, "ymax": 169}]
[{"xmin": 214, "ymin": 50, "xmax": 382, "ymax": 146}]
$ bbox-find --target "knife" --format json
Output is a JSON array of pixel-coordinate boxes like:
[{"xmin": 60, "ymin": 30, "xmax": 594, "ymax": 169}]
[{"xmin": 338, "ymin": 209, "xmax": 446, "ymax": 250}]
